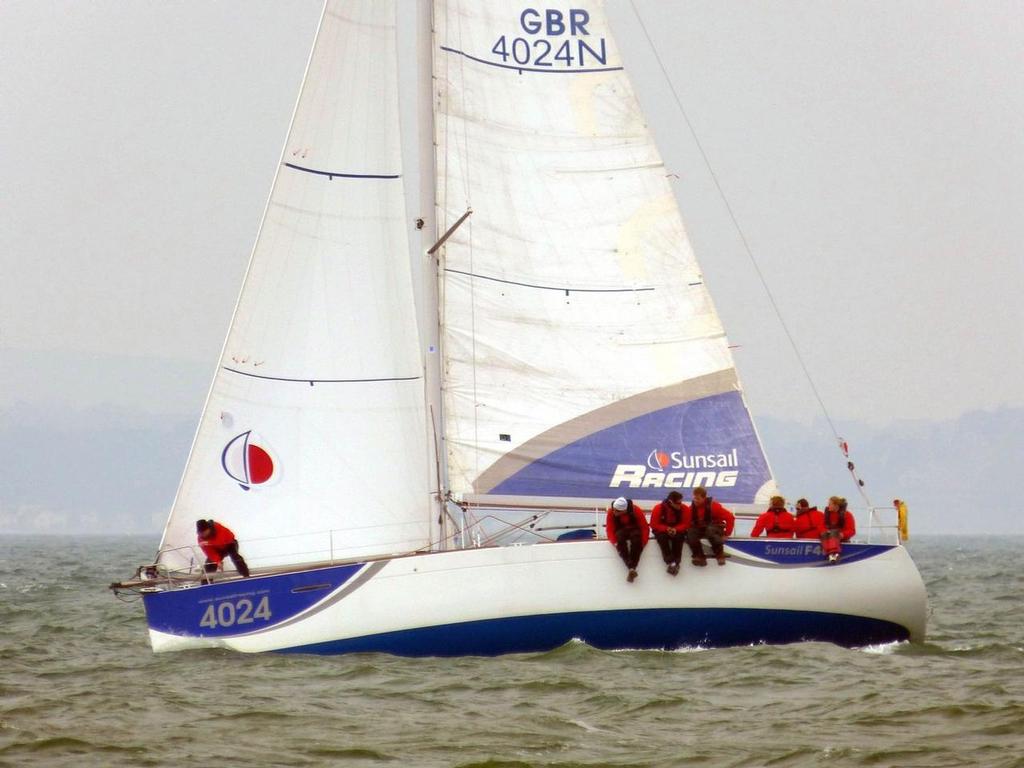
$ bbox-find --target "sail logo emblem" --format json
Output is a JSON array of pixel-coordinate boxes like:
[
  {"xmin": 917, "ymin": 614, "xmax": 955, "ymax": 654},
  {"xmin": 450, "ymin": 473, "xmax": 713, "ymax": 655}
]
[
  {"xmin": 222, "ymin": 430, "xmax": 277, "ymax": 491},
  {"xmin": 647, "ymin": 450, "xmax": 671, "ymax": 470}
]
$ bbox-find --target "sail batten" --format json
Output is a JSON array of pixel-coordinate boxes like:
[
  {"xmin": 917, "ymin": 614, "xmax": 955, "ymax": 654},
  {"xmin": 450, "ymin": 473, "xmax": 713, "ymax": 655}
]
[
  {"xmin": 221, "ymin": 368, "xmax": 422, "ymax": 384},
  {"xmin": 439, "ymin": 44, "xmax": 624, "ymax": 74},
  {"xmin": 443, "ymin": 268, "xmax": 657, "ymax": 293},
  {"xmin": 282, "ymin": 162, "xmax": 402, "ymax": 179}
]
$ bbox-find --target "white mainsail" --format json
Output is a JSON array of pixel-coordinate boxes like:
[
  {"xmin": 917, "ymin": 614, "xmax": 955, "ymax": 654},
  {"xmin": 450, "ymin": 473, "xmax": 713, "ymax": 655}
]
[
  {"xmin": 434, "ymin": 1, "xmax": 775, "ymax": 505},
  {"xmin": 157, "ymin": 1, "xmax": 433, "ymax": 571}
]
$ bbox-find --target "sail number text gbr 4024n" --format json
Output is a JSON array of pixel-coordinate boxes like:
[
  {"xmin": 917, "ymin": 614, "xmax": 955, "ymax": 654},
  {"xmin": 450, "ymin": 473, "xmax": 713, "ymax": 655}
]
[{"xmin": 488, "ymin": 8, "xmax": 609, "ymax": 70}]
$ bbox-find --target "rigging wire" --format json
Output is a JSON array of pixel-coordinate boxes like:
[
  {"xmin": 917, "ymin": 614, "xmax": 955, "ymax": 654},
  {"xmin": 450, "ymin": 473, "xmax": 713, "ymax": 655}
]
[{"xmin": 627, "ymin": 0, "xmax": 872, "ymax": 507}]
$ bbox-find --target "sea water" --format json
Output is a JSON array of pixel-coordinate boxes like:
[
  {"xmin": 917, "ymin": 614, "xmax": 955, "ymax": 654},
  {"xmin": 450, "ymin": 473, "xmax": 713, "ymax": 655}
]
[{"xmin": 0, "ymin": 535, "xmax": 1021, "ymax": 768}]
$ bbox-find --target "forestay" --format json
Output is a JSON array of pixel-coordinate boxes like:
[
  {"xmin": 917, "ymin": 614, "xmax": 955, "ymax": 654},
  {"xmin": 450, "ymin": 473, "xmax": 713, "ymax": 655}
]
[
  {"xmin": 434, "ymin": 0, "xmax": 776, "ymax": 505},
  {"xmin": 157, "ymin": 0, "xmax": 433, "ymax": 572}
]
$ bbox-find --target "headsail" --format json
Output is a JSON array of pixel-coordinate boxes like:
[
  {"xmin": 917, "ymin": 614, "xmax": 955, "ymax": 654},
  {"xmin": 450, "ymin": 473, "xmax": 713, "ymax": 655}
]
[
  {"xmin": 434, "ymin": 1, "xmax": 776, "ymax": 505},
  {"xmin": 157, "ymin": 0, "xmax": 432, "ymax": 571}
]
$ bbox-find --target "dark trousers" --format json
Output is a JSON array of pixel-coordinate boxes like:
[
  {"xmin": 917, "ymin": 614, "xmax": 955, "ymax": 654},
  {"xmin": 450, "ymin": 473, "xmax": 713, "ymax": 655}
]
[
  {"xmin": 615, "ymin": 529, "xmax": 645, "ymax": 569},
  {"xmin": 686, "ymin": 525, "xmax": 724, "ymax": 558},
  {"xmin": 654, "ymin": 532, "xmax": 685, "ymax": 565},
  {"xmin": 204, "ymin": 541, "xmax": 250, "ymax": 577}
]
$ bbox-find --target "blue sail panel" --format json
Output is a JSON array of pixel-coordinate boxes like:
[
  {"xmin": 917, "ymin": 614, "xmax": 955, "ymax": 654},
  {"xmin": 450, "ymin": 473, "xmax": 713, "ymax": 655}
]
[{"xmin": 489, "ymin": 391, "xmax": 771, "ymax": 503}]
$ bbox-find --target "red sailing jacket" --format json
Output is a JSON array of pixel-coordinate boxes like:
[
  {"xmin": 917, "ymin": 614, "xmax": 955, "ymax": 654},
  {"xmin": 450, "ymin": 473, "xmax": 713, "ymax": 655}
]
[
  {"xmin": 605, "ymin": 503, "xmax": 650, "ymax": 546},
  {"xmin": 823, "ymin": 507, "xmax": 856, "ymax": 541},
  {"xmin": 688, "ymin": 499, "xmax": 735, "ymax": 536},
  {"xmin": 198, "ymin": 522, "xmax": 238, "ymax": 564},
  {"xmin": 650, "ymin": 500, "xmax": 690, "ymax": 534},
  {"xmin": 750, "ymin": 508, "xmax": 796, "ymax": 538},
  {"xmin": 792, "ymin": 508, "xmax": 825, "ymax": 539}
]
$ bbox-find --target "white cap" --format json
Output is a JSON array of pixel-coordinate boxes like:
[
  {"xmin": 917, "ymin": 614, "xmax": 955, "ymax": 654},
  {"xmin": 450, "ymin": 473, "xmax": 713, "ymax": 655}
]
[{"xmin": 612, "ymin": 497, "xmax": 629, "ymax": 511}]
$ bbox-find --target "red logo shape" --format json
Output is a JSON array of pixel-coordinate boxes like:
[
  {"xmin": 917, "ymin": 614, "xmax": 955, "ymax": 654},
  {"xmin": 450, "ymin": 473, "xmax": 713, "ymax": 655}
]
[
  {"xmin": 222, "ymin": 430, "xmax": 276, "ymax": 490},
  {"xmin": 647, "ymin": 449, "xmax": 670, "ymax": 471}
]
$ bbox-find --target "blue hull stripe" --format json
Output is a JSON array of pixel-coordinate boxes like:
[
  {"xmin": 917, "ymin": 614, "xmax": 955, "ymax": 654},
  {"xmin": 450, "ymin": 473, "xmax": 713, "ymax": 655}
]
[
  {"xmin": 144, "ymin": 563, "xmax": 366, "ymax": 638},
  {"xmin": 279, "ymin": 608, "xmax": 909, "ymax": 657},
  {"xmin": 726, "ymin": 541, "xmax": 889, "ymax": 566}
]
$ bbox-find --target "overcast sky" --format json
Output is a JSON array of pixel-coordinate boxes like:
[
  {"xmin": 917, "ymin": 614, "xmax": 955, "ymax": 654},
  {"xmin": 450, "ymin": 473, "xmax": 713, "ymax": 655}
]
[{"xmin": 2, "ymin": 0, "xmax": 1022, "ymax": 435}]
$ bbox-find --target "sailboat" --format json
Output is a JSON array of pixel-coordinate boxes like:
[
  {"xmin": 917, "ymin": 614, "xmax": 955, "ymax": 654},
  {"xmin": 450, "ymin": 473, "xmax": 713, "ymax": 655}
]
[{"xmin": 112, "ymin": 0, "xmax": 927, "ymax": 655}]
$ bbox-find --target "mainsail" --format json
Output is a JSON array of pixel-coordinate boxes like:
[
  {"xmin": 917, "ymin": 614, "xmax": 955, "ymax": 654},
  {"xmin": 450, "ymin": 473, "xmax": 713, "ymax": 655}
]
[
  {"xmin": 434, "ymin": 1, "xmax": 775, "ymax": 505},
  {"xmin": 157, "ymin": 1, "xmax": 433, "ymax": 571}
]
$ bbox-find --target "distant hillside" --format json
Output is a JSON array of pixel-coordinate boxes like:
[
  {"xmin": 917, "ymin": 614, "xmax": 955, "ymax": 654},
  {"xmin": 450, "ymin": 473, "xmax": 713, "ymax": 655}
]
[
  {"xmin": 1, "ymin": 403, "xmax": 1020, "ymax": 535},
  {"xmin": 758, "ymin": 408, "xmax": 1022, "ymax": 535},
  {"xmin": 0, "ymin": 404, "xmax": 194, "ymax": 535}
]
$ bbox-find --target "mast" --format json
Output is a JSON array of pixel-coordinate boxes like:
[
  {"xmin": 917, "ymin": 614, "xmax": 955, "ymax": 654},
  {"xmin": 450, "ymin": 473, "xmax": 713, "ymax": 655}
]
[{"xmin": 400, "ymin": 0, "xmax": 449, "ymax": 550}]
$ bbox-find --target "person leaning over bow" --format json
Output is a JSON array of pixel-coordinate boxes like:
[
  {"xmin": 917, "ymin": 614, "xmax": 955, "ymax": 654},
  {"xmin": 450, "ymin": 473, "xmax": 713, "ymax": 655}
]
[
  {"xmin": 750, "ymin": 495, "xmax": 796, "ymax": 539},
  {"xmin": 820, "ymin": 496, "xmax": 856, "ymax": 562},
  {"xmin": 792, "ymin": 498, "xmax": 824, "ymax": 539},
  {"xmin": 196, "ymin": 519, "xmax": 250, "ymax": 578},
  {"xmin": 651, "ymin": 490, "xmax": 690, "ymax": 575},
  {"xmin": 606, "ymin": 497, "xmax": 649, "ymax": 583},
  {"xmin": 685, "ymin": 486, "xmax": 735, "ymax": 566}
]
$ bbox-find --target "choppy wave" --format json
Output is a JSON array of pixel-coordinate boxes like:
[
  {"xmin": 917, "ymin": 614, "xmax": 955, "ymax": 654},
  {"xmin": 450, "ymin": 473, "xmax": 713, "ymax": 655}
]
[{"xmin": 0, "ymin": 535, "xmax": 1022, "ymax": 767}]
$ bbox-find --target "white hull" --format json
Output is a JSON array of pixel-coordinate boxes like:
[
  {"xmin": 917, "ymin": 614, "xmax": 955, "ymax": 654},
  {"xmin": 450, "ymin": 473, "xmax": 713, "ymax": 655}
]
[{"xmin": 145, "ymin": 539, "xmax": 926, "ymax": 655}]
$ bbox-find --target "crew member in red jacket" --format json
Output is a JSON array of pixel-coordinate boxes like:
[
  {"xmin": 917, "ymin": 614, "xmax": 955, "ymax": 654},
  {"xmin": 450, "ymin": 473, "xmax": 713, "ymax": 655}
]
[
  {"xmin": 820, "ymin": 496, "xmax": 856, "ymax": 562},
  {"xmin": 196, "ymin": 519, "xmax": 250, "ymax": 578},
  {"xmin": 650, "ymin": 491, "xmax": 690, "ymax": 575},
  {"xmin": 685, "ymin": 486, "xmax": 735, "ymax": 566},
  {"xmin": 792, "ymin": 498, "xmax": 824, "ymax": 539},
  {"xmin": 606, "ymin": 497, "xmax": 649, "ymax": 583},
  {"xmin": 750, "ymin": 496, "xmax": 796, "ymax": 538}
]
